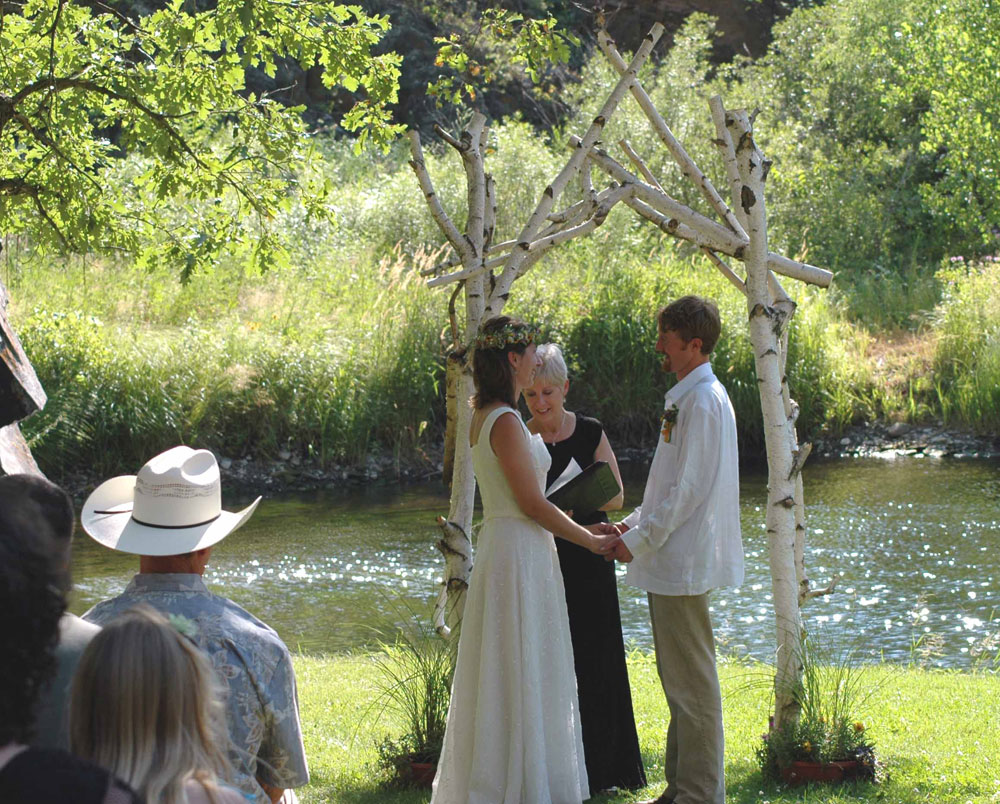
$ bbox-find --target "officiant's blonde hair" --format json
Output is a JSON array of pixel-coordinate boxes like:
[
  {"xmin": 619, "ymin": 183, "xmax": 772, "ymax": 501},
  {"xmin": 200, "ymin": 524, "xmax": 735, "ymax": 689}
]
[{"xmin": 534, "ymin": 343, "xmax": 568, "ymax": 386}]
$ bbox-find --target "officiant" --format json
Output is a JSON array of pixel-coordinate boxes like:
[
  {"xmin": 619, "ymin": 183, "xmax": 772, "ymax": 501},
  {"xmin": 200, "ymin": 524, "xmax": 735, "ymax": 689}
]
[{"xmin": 523, "ymin": 344, "xmax": 646, "ymax": 793}]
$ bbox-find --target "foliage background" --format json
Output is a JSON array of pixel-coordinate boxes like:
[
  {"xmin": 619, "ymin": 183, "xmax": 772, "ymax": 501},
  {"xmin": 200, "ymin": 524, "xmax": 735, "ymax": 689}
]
[{"xmin": 4, "ymin": 0, "xmax": 999, "ymax": 479}]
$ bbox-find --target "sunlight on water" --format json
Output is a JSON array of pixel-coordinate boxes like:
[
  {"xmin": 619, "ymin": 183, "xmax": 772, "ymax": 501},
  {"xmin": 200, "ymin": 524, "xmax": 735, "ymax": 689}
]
[{"xmin": 69, "ymin": 458, "xmax": 1000, "ymax": 667}]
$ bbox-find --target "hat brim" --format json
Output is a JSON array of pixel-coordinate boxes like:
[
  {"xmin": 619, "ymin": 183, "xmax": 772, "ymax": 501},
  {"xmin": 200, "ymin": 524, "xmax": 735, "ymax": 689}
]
[{"xmin": 81, "ymin": 474, "xmax": 261, "ymax": 556}]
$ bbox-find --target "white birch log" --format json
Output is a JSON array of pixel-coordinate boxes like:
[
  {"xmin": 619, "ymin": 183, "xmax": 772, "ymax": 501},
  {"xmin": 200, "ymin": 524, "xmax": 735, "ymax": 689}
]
[
  {"xmin": 765, "ymin": 275, "xmax": 830, "ymax": 606},
  {"xmin": 461, "ymin": 114, "xmax": 488, "ymax": 259},
  {"xmin": 427, "ymin": 205, "xmax": 617, "ymax": 289},
  {"xmin": 619, "ymin": 139, "xmax": 665, "ymax": 192},
  {"xmin": 584, "ymin": 141, "xmax": 742, "ymax": 248},
  {"xmin": 727, "ymin": 106, "xmax": 803, "ymax": 729},
  {"xmin": 621, "ymin": 194, "xmax": 734, "ymax": 252},
  {"xmin": 433, "ymin": 515, "xmax": 473, "ymax": 637},
  {"xmin": 709, "ymin": 95, "xmax": 749, "ymax": 235},
  {"xmin": 484, "ymin": 172, "xmax": 497, "ymax": 250},
  {"xmin": 426, "ymin": 185, "xmax": 623, "ymax": 287},
  {"xmin": 485, "ymin": 23, "xmax": 664, "ymax": 314},
  {"xmin": 410, "ymin": 118, "xmax": 492, "ymax": 636},
  {"xmin": 442, "ymin": 350, "xmax": 460, "ymax": 485},
  {"xmin": 599, "ymin": 30, "xmax": 748, "ymax": 240},
  {"xmin": 714, "ymin": 95, "xmax": 817, "ymax": 607},
  {"xmin": 580, "ymin": 139, "xmax": 834, "ymax": 288},
  {"xmin": 519, "ymin": 184, "xmax": 633, "ymax": 254},
  {"xmin": 700, "ymin": 248, "xmax": 747, "ymax": 296},
  {"xmin": 408, "ymin": 131, "xmax": 473, "ymax": 264}
]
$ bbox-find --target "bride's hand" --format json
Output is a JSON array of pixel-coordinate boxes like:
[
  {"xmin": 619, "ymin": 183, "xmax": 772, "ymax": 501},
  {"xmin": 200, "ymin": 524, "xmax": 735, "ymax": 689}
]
[{"xmin": 584, "ymin": 523, "xmax": 620, "ymax": 554}]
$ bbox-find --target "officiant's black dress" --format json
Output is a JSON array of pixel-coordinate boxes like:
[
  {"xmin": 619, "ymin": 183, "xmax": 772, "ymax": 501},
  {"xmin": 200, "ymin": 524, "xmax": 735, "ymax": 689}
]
[{"xmin": 547, "ymin": 414, "xmax": 646, "ymax": 792}]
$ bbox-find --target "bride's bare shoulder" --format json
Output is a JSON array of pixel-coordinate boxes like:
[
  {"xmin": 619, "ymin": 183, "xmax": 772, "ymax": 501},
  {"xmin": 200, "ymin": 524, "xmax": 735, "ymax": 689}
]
[{"xmin": 470, "ymin": 402, "xmax": 516, "ymax": 446}]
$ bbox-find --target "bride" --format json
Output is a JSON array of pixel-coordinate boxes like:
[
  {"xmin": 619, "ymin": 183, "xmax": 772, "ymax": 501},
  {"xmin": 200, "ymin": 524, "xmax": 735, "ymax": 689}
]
[{"xmin": 431, "ymin": 316, "xmax": 620, "ymax": 804}]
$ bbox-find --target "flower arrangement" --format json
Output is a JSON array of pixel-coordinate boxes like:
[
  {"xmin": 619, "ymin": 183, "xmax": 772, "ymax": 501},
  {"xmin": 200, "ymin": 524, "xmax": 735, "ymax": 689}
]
[
  {"xmin": 758, "ymin": 713, "xmax": 878, "ymax": 783},
  {"xmin": 756, "ymin": 634, "xmax": 885, "ymax": 784},
  {"xmin": 473, "ymin": 322, "xmax": 538, "ymax": 351},
  {"xmin": 660, "ymin": 403, "xmax": 679, "ymax": 443}
]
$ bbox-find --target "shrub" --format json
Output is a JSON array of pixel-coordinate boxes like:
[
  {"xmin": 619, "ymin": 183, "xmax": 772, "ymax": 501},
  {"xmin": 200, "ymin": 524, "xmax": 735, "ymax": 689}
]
[{"xmin": 932, "ymin": 259, "xmax": 1000, "ymax": 432}]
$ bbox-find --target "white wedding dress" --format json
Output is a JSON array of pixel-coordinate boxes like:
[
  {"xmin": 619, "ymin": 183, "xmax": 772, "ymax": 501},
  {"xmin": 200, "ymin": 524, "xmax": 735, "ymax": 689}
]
[{"xmin": 431, "ymin": 406, "xmax": 590, "ymax": 804}]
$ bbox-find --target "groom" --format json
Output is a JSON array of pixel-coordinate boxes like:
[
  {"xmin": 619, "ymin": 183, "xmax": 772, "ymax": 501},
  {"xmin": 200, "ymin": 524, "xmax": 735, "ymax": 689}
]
[{"xmin": 605, "ymin": 296, "xmax": 743, "ymax": 804}]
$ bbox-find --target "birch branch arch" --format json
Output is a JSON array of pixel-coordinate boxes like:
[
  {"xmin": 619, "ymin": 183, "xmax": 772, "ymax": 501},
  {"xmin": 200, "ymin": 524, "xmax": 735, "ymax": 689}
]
[
  {"xmin": 412, "ymin": 22, "xmax": 837, "ymax": 728},
  {"xmin": 411, "ymin": 24, "xmax": 665, "ymax": 638}
]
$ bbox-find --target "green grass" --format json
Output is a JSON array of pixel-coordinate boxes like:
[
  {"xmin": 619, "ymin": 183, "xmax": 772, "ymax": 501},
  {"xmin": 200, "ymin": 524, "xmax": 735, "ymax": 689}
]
[{"xmin": 293, "ymin": 651, "xmax": 1000, "ymax": 803}]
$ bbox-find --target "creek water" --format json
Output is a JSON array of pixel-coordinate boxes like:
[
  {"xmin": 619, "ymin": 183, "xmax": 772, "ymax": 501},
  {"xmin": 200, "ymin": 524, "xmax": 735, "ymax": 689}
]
[{"xmin": 69, "ymin": 457, "xmax": 1000, "ymax": 668}]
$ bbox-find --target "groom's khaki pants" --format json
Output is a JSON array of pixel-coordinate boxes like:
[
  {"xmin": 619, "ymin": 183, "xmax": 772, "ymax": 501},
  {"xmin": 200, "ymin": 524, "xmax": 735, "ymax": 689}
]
[{"xmin": 648, "ymin": 592, "xmax": 725, "ymax": 804}]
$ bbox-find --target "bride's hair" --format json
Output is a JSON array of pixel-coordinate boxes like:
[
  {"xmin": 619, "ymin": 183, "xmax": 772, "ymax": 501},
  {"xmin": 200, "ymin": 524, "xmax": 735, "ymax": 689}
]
[
  {"xmin": 70, "ymin": 604, "xmax": 235, "ymax": 804},
  {"xmin": 471, "ymin": 316, "xmax": 536, "ymax": 408}
]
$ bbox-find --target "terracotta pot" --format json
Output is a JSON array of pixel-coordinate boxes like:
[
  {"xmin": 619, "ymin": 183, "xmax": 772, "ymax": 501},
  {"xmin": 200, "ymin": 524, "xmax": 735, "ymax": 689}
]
[
  {"xmin": 781, "ymin": 759, "xmax": 859, "ymax": 786},
  {"xmin": 831, "ymin": 759, "xmax": 862, "ymax": 780},
  {"xmin": 409, "ymin": 761, "xmax": 437, "ymax": 788}
]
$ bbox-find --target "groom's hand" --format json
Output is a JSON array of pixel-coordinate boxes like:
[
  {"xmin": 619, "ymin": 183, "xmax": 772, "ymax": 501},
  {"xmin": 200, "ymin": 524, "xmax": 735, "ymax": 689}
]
[
  {"xmin": 611, "ymin": 540, "xmax": 634, "ymax": 563},
  {"xmin": 599, "ymin": 535, "xmax": 634, "ymax": 563}
]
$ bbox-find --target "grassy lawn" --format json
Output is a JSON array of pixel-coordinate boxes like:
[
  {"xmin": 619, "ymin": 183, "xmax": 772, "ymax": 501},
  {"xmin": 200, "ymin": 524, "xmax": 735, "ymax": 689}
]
[{"xmin": 293, "ymin": 651, "xmax": 1000, "ymax": 803}]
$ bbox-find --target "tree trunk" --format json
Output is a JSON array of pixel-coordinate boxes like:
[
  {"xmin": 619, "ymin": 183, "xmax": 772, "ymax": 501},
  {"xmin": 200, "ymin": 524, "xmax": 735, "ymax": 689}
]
[
  {"xmin": 442, "ymin": 350, "xmax": 461, "ymax": 486},
  {"xmin": 726, "ymin": 108, "xmax": 802, "ymax": 728},
  {"xmin": 433, "ymin": 366, "xmax": 476, "ymax": 636},
  {"xmin": 0, "ymin": 423, "xmax": 43, "ymax": 475},
  {"xmin": 0, "ymin": 277, "xmax": 46, "ymax": 477}
]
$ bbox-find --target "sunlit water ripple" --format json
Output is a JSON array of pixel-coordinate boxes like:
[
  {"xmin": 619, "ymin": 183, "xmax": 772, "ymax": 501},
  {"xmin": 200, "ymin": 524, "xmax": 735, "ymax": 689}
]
[{"xmin": 70, "ymin": 457, "xmax": 1000, "ymax": 667}]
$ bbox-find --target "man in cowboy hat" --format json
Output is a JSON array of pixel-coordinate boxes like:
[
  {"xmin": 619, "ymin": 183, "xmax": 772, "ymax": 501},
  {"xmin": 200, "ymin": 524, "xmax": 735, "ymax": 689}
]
[{"xmin": 81, "ymin": 446, "xmax": 309, "ymax": 804}]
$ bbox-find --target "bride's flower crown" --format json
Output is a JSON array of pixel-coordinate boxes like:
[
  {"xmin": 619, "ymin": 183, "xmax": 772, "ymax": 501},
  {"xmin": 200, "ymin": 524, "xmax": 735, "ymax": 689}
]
[{"xmin": 474, "ymin": 323, "xmax": 539, "ymax": 351}]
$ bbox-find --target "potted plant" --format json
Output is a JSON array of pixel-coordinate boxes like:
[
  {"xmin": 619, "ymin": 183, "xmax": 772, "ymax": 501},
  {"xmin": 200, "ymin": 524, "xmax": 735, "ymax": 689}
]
[
  {"xmin": 365, "ymin": 604, "xmax": 457, "ymax": 789},
  {"xmin": 757, "ymin": 635, "xmax": 884, "ymax": 786}
]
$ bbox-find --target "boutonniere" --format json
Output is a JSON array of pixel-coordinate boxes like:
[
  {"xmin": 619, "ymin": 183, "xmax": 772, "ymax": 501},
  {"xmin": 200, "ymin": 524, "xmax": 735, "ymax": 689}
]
[{"xmin": 661, "ymin": 403, "xmax": 679, "ymax": 443}]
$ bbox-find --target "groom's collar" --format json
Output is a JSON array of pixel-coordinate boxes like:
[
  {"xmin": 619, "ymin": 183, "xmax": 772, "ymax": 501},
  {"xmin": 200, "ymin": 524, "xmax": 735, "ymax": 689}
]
[{"xmin": 664, "ymin": 362, "xmax": 714, "ymax": 408}]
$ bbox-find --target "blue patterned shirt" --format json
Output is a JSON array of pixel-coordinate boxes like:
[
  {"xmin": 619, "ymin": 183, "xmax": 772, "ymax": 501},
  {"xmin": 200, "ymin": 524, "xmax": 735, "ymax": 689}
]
[{"xmin": 83, "ymin": 574, "xmax": 309, "ymax": 802}]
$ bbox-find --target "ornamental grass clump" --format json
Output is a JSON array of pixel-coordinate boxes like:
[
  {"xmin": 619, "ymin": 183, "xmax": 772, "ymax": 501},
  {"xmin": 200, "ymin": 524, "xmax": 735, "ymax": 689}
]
[
  {"xmin": 757, "ymin": 633, "xmax": 886, "ymax": 784},
  {"xmin": 361, "ymin": 600, "xmax": 457, "ymax": 787}
]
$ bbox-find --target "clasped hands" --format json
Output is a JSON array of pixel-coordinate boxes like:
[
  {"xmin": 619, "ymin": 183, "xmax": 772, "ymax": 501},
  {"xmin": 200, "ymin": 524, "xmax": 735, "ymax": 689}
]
[{"xmin": 585, "ymin": 522, "xmax": 634, "ymax": 563}]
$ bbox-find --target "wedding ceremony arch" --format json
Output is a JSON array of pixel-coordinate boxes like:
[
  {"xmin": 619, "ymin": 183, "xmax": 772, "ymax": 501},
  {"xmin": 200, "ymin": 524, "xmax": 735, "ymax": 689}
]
[{"xmin": 412, "ymin": 21, "xmax": 836, "ymax": 728}]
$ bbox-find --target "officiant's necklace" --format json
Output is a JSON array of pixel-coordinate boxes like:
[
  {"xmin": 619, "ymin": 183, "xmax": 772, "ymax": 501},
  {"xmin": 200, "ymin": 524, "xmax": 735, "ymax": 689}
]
[{"xmin": 540, "ymin": 410, "xmax": 570, "ymax": 444}]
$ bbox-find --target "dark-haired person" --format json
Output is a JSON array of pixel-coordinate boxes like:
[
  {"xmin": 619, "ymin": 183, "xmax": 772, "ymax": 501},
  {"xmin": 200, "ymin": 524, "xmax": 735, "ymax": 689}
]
[
  {"xmin": 431, "ymin": 316, "xmax": 620, "ymax": 804},
  {"xmin": 523, "ymin": 343, "xmax": 646, "ymax": 794},
  {"xmin": 22, "ymin": 474, "xmax": 101, "ymax": 752},
  {"xmin": 0, "ymin": 475, "xmax": 140, "ymax": 804},
  {"xmin": 605, "ymin": 296, "xmax": 744, "ymax": 804}
]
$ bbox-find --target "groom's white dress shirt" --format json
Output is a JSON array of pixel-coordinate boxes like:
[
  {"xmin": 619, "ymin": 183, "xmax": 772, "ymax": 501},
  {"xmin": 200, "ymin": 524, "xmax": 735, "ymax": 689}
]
[{"xmin": 620, "ymin": 361, "xmax": 743, "ymax": 596}]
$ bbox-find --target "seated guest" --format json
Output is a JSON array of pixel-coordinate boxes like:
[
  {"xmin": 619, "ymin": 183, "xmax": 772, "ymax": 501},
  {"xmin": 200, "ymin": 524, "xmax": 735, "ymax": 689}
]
[
  {"xmin": 70, "ymin": 605, "xmax": 245, "ymax": 804},
  {"xmin": 523, "ymin": 343, "xmax": 647, "ymax": 792},
  {"xmin": 19, "ymin": 475, "xmax": 102, "ymax": 751},
  {"xmin": 81, "ymin": 446, "xmax": 309, "ymax": 804},
  {"xmin": 0, "ymin": 475, "xmax": 139, "ymax": 804}
]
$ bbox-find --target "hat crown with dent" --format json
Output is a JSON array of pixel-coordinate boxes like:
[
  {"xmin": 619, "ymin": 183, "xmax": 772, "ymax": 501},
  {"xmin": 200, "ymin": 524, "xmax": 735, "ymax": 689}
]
[{"xmin": 132, "ymin": 446, "xmax": 222, "ymax": 528}]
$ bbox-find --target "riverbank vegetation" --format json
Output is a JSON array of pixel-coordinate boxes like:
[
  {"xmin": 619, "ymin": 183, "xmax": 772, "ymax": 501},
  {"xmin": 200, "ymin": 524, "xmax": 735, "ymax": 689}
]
[
  {"xmin": 294, "ymin": 650, "xmax": 1000, "ymax": 803},
  {"xmin": 5, "ymin": 0, "xmax": 999, "ymax": 479}
]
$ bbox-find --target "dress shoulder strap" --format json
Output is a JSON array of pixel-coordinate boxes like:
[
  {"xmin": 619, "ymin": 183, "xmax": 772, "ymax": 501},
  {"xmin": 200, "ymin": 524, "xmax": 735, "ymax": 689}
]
[{"xmin": 476, "ymin": 405, "xmax": 522, "ymax": 448}]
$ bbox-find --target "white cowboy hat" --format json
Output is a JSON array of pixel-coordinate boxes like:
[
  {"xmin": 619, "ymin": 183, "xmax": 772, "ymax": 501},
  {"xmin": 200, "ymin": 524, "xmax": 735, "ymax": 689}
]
[{"xmin": 81, "ymin": 446, "xmax": 261, "ymax": 556}]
